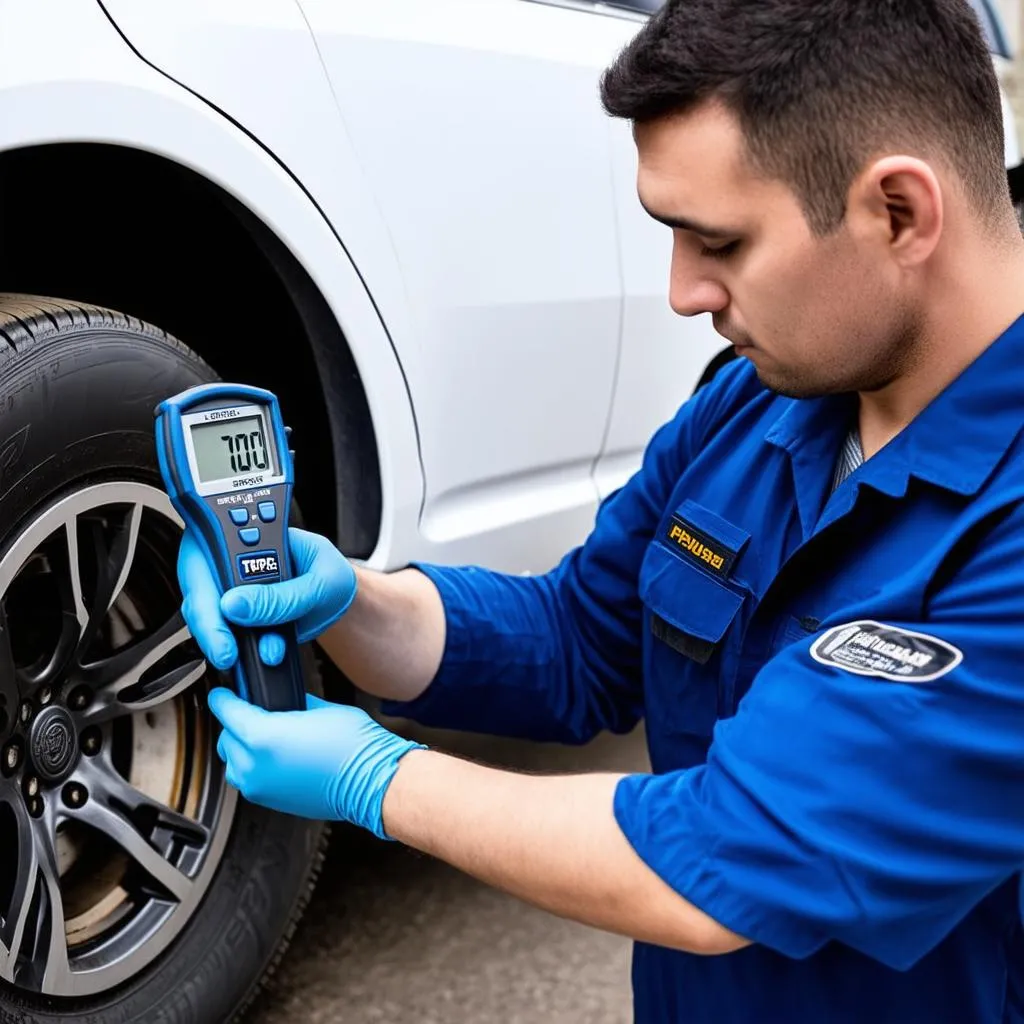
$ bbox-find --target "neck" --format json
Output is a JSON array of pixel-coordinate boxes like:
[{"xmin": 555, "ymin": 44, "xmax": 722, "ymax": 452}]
[{"xmin": 858, "ymin": 221, "xmax": 1024, "ymax": 459}]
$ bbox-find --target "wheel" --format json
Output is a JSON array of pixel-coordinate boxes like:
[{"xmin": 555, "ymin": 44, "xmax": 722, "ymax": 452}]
[{"xmin": 0, "ymin": 295, "xmax": 327, "ymax": 1023}]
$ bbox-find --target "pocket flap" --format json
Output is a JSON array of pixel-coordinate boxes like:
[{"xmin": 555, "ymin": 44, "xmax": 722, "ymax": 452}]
[
  {"xmin": 677, "ymin": 498, "xmax": 751, "ymax": 557},
  {"xmin": 639, "ymin": 540, "xmax": 744, "ymax": 644},
  {"xmin": 660, "ymin": 498, "xmax": 752, "ymax": 580}
]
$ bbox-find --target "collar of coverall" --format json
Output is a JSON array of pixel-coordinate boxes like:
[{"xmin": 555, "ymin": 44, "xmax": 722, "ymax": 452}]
[{"xmin": 763, "ymin": 312, "xmax": 1024, "ymax": 502}]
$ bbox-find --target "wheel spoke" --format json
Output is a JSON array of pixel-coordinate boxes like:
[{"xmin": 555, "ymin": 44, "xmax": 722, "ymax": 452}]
[
  {"xmin": 8, "ymin": 804, "xmax": 75, "ymax": 995},
  {"xmin": 98, "ymin": 503, "xmax": 142, "ymax": 616},
  {"xmin": 64, "ymin": 516, "xmax": 89, "ymax": 642},
  {"xmin": 0, "ymin": 793, "xmax": 39, "ymax": 980},
  {"xmin": 75, "ymin": 503, "xmax": 144, "ymax": 658},
  {"xmin": 104, "ymin": 657, "xmax": 207, "ymax": 724},
  {"xmin": 20, "ymin": 519, "xmax": 90, "ymax": 690},
  {"xmin": 79, "ymin": 613, "xmax": 206, "ymax": 726},
  {"xmin": 80, "ymin": 753, "xmax": 209, "ymax": 851},
  {"xmin": 34, "ymin": 809, "xmax": 72, "ymax": 994},
  {"xmin": 70, "ymin": 757, "xmax": 197, "ymax": 901},
  {"xmin": 0, "ymin": 798, "xmax": 73, "ymax": 993},
  {"xmin": 0, "ymin": 603, "xmax": 19, "ymax": 728}
]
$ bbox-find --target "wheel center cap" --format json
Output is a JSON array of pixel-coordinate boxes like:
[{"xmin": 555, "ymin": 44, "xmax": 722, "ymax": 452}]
[{"xmin": 29, "ymin": 706, "xmax": 79, "ymax": 783}]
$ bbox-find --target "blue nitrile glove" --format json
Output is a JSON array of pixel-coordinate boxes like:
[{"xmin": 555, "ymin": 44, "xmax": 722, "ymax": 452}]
[
  {"xmin": 178, "ymin": 527, "xmax": 357, "ymax": 671},
  {"xmin": 209, "ymin": 688, "xmax": 426, "ymax": 838}
]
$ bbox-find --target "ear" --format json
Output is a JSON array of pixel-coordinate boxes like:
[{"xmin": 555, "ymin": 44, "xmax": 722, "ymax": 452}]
[{"xmin": 847, "ymin": 156, "xmax": 943, "ymax": 267}]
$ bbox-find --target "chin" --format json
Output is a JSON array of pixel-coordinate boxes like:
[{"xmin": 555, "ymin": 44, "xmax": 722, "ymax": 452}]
[{"xmin": 750, "ymin": 363, "xmax": 835, "ymax": 400}]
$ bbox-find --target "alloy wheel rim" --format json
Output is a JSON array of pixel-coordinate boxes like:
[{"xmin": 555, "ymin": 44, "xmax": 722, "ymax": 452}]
[{"xmin": 0, "ymin": 481, "xmax": 236, "ymax": 998}]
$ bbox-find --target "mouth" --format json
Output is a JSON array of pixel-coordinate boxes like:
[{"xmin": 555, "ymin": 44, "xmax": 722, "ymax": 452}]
[
  {"xmin": 712, "ymin": 317, "xmax": 753, "ymax": 350},
  {"xmin": 723, "ymin": 334, "xmax": 753, "ymax": 352}
]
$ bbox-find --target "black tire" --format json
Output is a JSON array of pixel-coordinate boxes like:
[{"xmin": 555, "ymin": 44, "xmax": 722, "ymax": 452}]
[{"xmin": 0, "ymin": 294, "xmax": 327, "ymax": 1024}]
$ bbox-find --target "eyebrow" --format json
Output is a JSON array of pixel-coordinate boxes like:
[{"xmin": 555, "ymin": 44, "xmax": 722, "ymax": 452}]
[{"xmin": 638, "ymin": 198, "xmax": 739, "ymax": 239}]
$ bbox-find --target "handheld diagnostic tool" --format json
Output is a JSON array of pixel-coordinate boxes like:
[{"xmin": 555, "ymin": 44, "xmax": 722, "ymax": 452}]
[{"xmin": 154, "ymin": 383, "xmax": 305, "ymax": 712}]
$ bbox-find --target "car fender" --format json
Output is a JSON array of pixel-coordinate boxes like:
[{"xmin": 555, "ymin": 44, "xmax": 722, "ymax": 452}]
[{"xmin": 0, "ymin": 0, "xmax": 424, "ymax": 567}]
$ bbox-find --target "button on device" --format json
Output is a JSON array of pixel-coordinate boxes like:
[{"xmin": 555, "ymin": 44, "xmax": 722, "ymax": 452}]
[
  {"xmin": 229, "ymin": 508, "xmax": 249, "ymax": 526},
  {"xmin": 257, "ymin": 501, "xmax": 277, "ymax": 523},
  {"xmin": 239, "ymin": 527, "xmax": 261, "ymax": 546}
]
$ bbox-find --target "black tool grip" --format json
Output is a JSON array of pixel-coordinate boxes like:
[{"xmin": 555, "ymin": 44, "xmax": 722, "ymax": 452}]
[{"xmin": 234, "ymin": 622, "xmax": 306, "ymax": 712}]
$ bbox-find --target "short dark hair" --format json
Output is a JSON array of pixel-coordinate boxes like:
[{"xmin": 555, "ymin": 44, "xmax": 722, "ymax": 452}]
[{"xmin": 600, "ymin": 0, "xmax": 1010, "ymax": 234}]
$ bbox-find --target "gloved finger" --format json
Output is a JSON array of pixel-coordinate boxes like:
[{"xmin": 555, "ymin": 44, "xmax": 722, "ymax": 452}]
[
  {"xmin": 208, "ymin": 686, "xmax": 268, "ymax": 746},
  {"xmin": 218, "ymin": 730, "xmax": 255, "ymax": 792},
  {"xmin": 216, "ymin": 729, "xmax": 228, "ymax": 763},
  {"xmin": 287, "ymin": 527, "xmax": 336, "ymax": 573},
  {"xmin": 305, "ymin": 692, "xmax": 334, "ymax": 711},
  {"xmin": 220, "ymin": 576, "xmax": 325, "ymax": 629},
  {"xmin": 258, "ymin": 632, "xmax": 286, "ymax": 666},
  {"xmin": 288, "ymin": 529, "xmax": 359, "ymax": 643},
  {"xmin": 178, "ymin": 532, "xmax": 238, "ymax": 671}
]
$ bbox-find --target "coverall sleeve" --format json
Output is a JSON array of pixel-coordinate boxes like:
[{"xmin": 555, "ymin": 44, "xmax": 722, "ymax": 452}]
[
  {"xmin": 614, "ymin": 499, "xmax": 1024, "ymax": 969},
  {"xmin": 380, "ymin": 359, "xmax": 759, "ymax": 745}
]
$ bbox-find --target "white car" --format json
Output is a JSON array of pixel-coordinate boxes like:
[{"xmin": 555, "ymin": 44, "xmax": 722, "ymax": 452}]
[{"xmin": 0, "ymin": 1, "xmax": 1018, "ymax": 1020}]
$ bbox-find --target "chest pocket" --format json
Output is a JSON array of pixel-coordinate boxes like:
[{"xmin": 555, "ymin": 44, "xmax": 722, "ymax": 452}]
[{"xmin": 639, "ymin": 501, "xmax": 750, "ymax": 740}]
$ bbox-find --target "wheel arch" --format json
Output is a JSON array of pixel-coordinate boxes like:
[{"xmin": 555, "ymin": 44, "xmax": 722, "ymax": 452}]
[{"xmin": 0, "ymin": 141, "xmax": 383, "ymax": 558}]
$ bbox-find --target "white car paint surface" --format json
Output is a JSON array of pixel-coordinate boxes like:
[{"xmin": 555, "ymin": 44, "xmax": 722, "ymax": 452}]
[
  {"xmin": 89, "ymin": 0, "xmax": 728, "ymax": 575},
  {"xmin": 5, "ymin": 0, "xmax": 1020, "ymax": 575}
]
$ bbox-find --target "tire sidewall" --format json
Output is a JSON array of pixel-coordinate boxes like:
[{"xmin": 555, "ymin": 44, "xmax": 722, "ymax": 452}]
[{"xmin": 0, "ymin": 322, "xmax": 326, "ymax": 1024}]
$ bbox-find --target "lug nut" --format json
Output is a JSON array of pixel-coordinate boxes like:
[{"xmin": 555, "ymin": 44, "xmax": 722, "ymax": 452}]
[
  {"xmin": 38, "ymin": 686, "xmax": 52, "ymax": 707},
  {"xmin": 24, "ymin": 776, "xmax": 39, "ymax": 799},
  {"xmin": 62, "ymin": 783, "xmax": 87, "ymax": 809},
  {"xmin": 19, "ymin": 701, "xmax": 32, "ymax": 725},
  {"xmin": 80, "ymin": 728, "xmax": 101, "ymax": 756},
  {"xmin": 3, "ymin": 742, "xmax": 20, "ymax": 774},
  {"xmin": 68, "ymin": 688, "xmax": 90, "ymax": 711},
  {"xmin": 27, "ymin": 796, "xmax": 43, "ymax": 818}
]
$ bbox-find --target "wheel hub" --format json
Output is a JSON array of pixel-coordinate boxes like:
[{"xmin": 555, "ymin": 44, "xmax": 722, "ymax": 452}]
[
  {"xmin": 0, "ymin": 481, "xmax": 236, "ymax": 998},
  {"xmin": 28, "ymin": 705, "xmax": 78, "ymax": 783}
]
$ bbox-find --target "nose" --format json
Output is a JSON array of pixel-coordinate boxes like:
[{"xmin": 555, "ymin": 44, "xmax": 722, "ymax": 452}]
[{"xmin": 668, "ymin": 236, "xmax": 729, "ymax": 317}]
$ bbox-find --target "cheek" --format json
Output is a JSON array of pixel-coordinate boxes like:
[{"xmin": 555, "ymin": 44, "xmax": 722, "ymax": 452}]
[
  {"xmin": 775, "ymin": 245, "xmax": 880, "ymax": 333},
  {"xmin": 740, "ymin": 244, "xmax": 833, "ymax": 340}
]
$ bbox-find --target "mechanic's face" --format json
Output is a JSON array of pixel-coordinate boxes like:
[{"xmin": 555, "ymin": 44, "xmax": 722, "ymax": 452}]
[{"xmin": 635, "ymin": 102, "xmax": 920, "ymax": 398}]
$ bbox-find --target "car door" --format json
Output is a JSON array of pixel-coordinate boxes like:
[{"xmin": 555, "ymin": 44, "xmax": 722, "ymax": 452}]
[
  {"xmin": 299, "ymin": 0, "xmax": 641, "ymax": 569},
  {"xmin": 587, "ymin": 0, "xmax": 729, "ymax": 501}
]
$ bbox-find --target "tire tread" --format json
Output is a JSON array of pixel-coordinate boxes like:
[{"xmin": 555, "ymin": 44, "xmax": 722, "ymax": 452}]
[
  {"xmin": 0, "ymin": 293, "xmax": 179, "ymax": 357},
  {"xmin": 232, "ymin": 826, "xmax": 331, "ymax": 1023},
  {"xmin": 0, "ymin": 293, "xmax": 328, "ymax": 1024}
]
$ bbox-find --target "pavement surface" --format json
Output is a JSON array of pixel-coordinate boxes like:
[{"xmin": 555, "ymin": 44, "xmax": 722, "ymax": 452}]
[{"xmin": 246, "ymin": 722, "xmax": 651, "ymax": 1024}]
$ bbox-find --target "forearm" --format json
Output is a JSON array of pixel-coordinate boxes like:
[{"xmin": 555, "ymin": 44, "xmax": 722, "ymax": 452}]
[
  {"xmin": 316, "ymin": 566, "xmax": 445, "ymax": 703},
  {"xmin": 378, "ymin": 565, "xmax": 643, "ymax": 744},
  {"xmin": 321, "ymin": 559, "xmax": 642, "ymax": 744},
  {"xmin": 381, "ymin": 749, "xmax": 749, "ymax": 955}
]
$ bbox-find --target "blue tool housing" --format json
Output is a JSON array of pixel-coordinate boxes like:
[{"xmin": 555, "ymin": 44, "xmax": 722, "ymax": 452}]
[{"xmin": 154, "ymin": 382, "xmax": 305, "ymax": 711}]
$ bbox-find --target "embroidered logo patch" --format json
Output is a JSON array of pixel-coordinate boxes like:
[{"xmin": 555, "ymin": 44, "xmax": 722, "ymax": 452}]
[
  {"xmin": 810, "ymin": 620, "xmax": 963, "ymax": 682},
  {"xmin": 664, "ymin": 515, "xmax": 737, "ymax": 578}
]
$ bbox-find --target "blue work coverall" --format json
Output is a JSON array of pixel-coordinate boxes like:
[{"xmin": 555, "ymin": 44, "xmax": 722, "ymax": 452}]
[{"xmin": 382, "ymin": 315, "xmax": 1024, "ymax": 1022}]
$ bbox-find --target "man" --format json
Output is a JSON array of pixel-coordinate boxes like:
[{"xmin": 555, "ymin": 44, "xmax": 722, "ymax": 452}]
[{"xmin": 179, "ymin": 1, "xmax": 1024, "ymax": 1020}]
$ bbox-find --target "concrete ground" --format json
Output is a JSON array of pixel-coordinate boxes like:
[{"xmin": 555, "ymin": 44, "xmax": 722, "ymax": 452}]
[{"xmin": 246, "ymin": 724, "xmax": 651, "ymax": 1024}]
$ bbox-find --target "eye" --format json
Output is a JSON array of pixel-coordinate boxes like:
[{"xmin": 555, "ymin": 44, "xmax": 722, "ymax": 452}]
[{"xmin": 700, "ymin": 240, "xmax": 740, "ymax": 260}]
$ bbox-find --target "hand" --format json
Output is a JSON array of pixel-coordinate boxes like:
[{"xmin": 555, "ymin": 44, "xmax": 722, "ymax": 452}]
[
  {"xmin": 208, "ymin": 688, "xmax": 426, "ymax": 838},
  {"xmin": 178, "ymin": 527, "xmax": 357, "ymax": 670}
]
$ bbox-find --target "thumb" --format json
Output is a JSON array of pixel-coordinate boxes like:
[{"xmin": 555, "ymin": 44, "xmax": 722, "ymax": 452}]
[
  {"xmin": 305, "ymin": 693, "xmax": 335, "ymax": 711},
  {"xmin": 220, "ymin": 577, "xmax": 324, "ymax": 628},
  {"xmin": 178, "ymin": 531, "xmax": 237, "ymax": 670}
]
